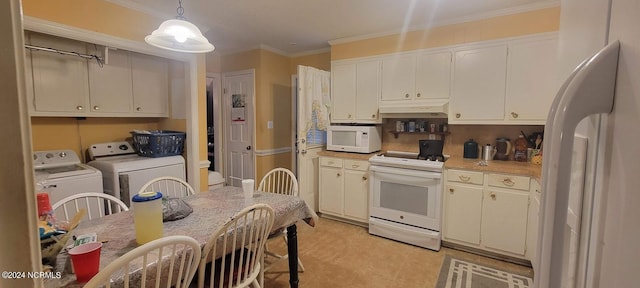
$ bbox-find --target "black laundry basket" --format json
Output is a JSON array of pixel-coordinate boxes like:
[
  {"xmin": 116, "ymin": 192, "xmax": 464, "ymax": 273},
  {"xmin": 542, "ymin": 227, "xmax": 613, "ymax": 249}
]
[{"xmin": 130, "ymin": 130, "xmax": 186, "ymax": 158}]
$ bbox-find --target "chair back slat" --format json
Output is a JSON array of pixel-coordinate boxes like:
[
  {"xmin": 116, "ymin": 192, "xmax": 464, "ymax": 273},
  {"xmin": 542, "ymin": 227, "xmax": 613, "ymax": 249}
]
[
  {"xmin": 199, "ymin": 204, "xmax": 275, "ymax": 288},
  {"xmin": 84, "ymin": 235, "xmax": 201, "ymax": 288},
  {"xmin": 138, "ymin": 176, "xmax": 195, "ymax": 199},
  {"xmin": 258, "ymin": 168, "xmax": 299, "ymax": 196},
  {"xmin": 51, "ymin": 192, "xmax": 129, "ymax": 222}
]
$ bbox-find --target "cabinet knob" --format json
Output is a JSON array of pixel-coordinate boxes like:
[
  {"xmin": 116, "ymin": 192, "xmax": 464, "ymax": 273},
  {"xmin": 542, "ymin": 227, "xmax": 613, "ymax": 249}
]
[
  {"xmin": 416, "ymin": 93, "xmax": 421, "ymax": 98},
  {"xmin": 449, "ymin": 188, "xmax": 454, "ymax": 193},
  {"xmin": 458, "ymin": 175, "xmax": 471, "ymax": 182},
  {"xmin": 455, "ymin": 113, "xmax": 461, "ymax": 119},
  {"xmin": 348, "ymin": 114, "xmax": 352, "ymax": 118},
  {"xmin": 337, "ymin": 172, "xmax": 341, "ymax": 177},
  {"xmin": 502, "ymin": 178, "xmax": 515, "ymax": 186},
  {"xmin": 372, "ymin": 114, "xmax": 376, "ymax": 118},
  {"xmin": 352, "ymin": 164, "xmax": 360, "ymax": 168},
  {"xmin": 93, "ymin": 106, "xmax": 100, "ymax": 111},
  {"xmin": 136, "ymin": 107, "xmax": 142, "ymax": 111},
  {"xmin": 405, "ymin": 93, "xmax": 410, "ymax": 98},
  {"xmin": 76, "ymin": 106, "xmax": 83, "ymax": 110},
  {"xmin": 511, "ymin": 112, "xmax": 519, "ymax": 118},
  {"xmin": 362, "ymin": 176, "xmax": 368, "ymax": 181},
  {"xmin": 490, "ymin": 192, "xmax": 497, "ymax": 199}
]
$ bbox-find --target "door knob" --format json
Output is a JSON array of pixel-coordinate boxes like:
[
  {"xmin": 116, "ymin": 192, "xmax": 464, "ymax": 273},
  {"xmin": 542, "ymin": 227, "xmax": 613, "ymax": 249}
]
[{"xmin": 246, "ymin": 146, "xmax": 251, "ymax": 151}]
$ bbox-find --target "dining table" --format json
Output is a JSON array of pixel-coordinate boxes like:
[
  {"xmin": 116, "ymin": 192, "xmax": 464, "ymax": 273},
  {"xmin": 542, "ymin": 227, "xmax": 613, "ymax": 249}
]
[{"xmin": 44, "ymin": 186, "xmax": 318, "ymax": 288}]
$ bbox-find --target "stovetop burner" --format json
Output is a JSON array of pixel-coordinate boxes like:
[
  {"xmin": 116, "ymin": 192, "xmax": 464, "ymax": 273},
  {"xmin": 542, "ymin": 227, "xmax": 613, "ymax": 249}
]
[
  {"xmin": 417, "ymin": 154, "xmax": 445, "ymax": 162},
  {"xmin": 369, "ymin": 151, "xmax": 446, "ymax": 172}
]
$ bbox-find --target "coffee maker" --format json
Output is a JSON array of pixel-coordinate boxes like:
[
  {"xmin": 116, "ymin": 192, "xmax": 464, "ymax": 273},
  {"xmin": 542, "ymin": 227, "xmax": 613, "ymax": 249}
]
[{"xmin": 494, "ymin": 138, "xmax": 512, "ymax": 161}]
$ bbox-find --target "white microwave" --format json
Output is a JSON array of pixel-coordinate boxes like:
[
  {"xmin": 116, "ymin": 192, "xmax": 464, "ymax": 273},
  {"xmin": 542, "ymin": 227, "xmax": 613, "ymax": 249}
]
[{"xmin": 326, "ymin": 125, "xmax": 382, "ymax": 153}]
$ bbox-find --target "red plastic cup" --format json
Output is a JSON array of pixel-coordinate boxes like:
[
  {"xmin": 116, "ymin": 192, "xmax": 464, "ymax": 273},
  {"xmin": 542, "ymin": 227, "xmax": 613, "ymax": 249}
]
[
  {"xmin": 36, "ymin": 193, "xmax": 52, "ymax": 216},
  {"xmin": 69, "ymin": 242, "xmax": 102, "ymax": 283}
]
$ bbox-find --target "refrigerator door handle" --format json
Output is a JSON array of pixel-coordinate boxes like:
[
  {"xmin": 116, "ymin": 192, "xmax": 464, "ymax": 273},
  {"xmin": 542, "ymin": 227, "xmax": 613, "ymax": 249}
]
[{"xmin": 536, "ymin": 41, "xmax": 619, "ymax": 288}]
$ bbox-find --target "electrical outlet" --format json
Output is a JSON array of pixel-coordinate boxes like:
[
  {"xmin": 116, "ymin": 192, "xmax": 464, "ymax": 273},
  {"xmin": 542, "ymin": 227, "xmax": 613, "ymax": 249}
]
[{"xmin": 267, "ymin": 121, "xmax": 273, "ymax": 129}]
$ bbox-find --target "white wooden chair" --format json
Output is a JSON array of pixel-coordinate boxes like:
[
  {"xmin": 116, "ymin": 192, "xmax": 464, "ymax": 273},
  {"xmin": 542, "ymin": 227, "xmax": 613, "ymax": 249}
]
[
  {"xmin": 198, "ymin": 204, "xmax": 274, "ymax": 288},
  {"xmin": 138, "ymin": 176, "xmax": 196, "ymax": 198},
  {"xmin": 257, "ymin": 168, "xmax": 305, "ymax": 274},
  {"xmin": 52, "ymin": 192, "xmax": 129, "ymax": 222},
  {"xmin": 84, "ymin": 235, "xmax": 201, "ymax": 288}
]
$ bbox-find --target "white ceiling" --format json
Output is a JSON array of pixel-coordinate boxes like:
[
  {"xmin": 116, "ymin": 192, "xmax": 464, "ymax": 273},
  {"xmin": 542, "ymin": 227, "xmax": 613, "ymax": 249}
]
[{"xmin": 109, "ymin": 0, "xmax": 559, "ymax": 56}]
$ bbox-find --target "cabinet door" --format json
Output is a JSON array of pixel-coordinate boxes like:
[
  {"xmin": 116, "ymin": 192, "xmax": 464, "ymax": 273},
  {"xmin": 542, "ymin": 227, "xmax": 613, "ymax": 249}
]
[
  {"xmin": 331, "ymin": 63, "xmax": 356, "ymax": 121},
  {"xmin": 415, "ymin": 51, "xmax": 451, "ymax": 99},
  {"xmin": 506, "ymin": 37, "xmax": 559, "ymax": 122},
  {"xmin": 355, "ymin": 60, "xmax": 381, "ymax": 122},
  {"xmin": 481, "ymin": 189, "xmax": 529, "ymax": 255},
  {"xmin": 443, "ymin": 183, "xmax": 483, "ymax": 245},
  {"xmin": 131, "ymin": 53, "xmax": 169, "ymax": 116},
  {"xmin": 88, "ymin": 47, "xmax": 133, "ymax": 113},
  {"xmin": 451, "ymin": 45, "xmax": 507, "ymax": 122},
  {"xmin": 319, "ymin": 166, "xmax": 344, "ymax": 215},
  {"xmin": 30, "ymin": 33, "xmax": 89, "ymax": 114},
  {"xmin": 381, "ymin": 54, "xmax": 415, "ymax": 101},
  {"xmin": 343, "ymin": 168, "xmax": 369, "ymax": 221}
]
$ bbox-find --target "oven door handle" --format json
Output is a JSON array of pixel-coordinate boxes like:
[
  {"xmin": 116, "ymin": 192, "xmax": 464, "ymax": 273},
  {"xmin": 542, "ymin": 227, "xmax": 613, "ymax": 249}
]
[{"xmin": 369, "ymin": 165, "xmax": 442, "ymax": 179}]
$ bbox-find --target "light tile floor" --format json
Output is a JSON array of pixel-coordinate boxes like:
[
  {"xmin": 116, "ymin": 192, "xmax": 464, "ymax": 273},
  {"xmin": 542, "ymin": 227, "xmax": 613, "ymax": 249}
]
[{"xmin": 264, "ymin": 217, "xmax": 533, "ymax": 288}]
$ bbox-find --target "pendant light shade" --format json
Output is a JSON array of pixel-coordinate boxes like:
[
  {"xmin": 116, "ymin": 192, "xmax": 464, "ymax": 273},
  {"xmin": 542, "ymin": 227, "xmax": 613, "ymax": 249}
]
[{"xmin": 145, "ymin": 0, "xmax": 214, "ymax": 53}]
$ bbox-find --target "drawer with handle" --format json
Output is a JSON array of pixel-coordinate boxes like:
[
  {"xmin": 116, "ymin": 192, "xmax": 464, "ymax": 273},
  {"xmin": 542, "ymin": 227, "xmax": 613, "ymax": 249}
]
[
  {"xmin": 344, "ymin": 159, "xmax": 369, "ymax": 171},
  {"xmin": 447, "ymin": 169, "xmax": 483, "ymax": 185},
  {"xmin": 487, "ymin": 173, "xmax": 530, "ymax": 191},
  {"xmin": 320, "ymin": 157, "xmax": 343, "ymax": 168}
]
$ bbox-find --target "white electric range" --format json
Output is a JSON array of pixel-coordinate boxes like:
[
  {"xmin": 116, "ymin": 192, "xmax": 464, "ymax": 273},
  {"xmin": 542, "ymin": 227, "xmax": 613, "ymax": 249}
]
[{"xmin": 368, "ymin": 151, "xmax": 444, "ymax": 251}]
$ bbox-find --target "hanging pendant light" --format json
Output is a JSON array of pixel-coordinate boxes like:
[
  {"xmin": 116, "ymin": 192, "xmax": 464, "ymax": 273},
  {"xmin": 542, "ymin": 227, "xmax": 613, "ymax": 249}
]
[{"xmin": 145, "ymin": 0, "xmax": 215, "ymax": 53}]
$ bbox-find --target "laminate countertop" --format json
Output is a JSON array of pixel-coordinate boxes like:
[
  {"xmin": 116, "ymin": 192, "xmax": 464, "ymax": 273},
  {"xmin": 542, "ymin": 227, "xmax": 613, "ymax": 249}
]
[
  {"xmin": 445, "ymin": 157, "xmax": 542, "ymax": 182},
  {"xmin": 317, "ymin": 150, "xmax": 378, "ymax": 161},
  {"xmin": 316, "ymin": 151, "xmax": 542, "ymax": 182}
]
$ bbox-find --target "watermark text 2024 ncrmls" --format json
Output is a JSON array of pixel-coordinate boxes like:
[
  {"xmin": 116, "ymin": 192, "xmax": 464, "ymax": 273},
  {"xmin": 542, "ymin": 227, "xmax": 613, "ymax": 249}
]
[{"xmin": 1, "ymin": 271, "xmax": 62, "ymax": 279}]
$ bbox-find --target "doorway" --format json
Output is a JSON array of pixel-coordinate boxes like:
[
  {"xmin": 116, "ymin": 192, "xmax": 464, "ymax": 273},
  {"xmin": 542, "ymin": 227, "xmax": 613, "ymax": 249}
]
[{"xmin": 206, "ymin": 74, "xmax": 221, "ymax": 172}]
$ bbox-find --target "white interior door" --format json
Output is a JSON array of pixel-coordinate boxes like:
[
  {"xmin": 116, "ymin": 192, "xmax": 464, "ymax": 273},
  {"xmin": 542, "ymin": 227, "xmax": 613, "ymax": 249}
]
[{"xmin": 223, "ymin": 70, "xmax": 255, "ymax": 187}]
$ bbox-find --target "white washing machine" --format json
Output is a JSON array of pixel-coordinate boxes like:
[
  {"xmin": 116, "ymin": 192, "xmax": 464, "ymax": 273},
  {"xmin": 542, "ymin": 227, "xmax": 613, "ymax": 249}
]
[
  {"xmin": 87, "ymin": 142, "xmax": 186, "ymax": 206},
  {"xmin": 33, "ymin": 149, "xmax": 104, "ymax": 218}
]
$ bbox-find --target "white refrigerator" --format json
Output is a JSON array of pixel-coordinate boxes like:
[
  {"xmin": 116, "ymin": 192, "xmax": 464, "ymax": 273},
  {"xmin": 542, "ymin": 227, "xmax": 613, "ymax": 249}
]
[{"xmin": 535, "ymin": 0, "xmax": 640, "ymax": 287}]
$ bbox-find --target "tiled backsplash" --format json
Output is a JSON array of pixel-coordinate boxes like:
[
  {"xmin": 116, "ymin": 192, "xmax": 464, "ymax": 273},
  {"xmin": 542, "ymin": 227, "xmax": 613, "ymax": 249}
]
[{"xmin": 380, "ymin": 118, "xmax": 544, "ymax": 158}]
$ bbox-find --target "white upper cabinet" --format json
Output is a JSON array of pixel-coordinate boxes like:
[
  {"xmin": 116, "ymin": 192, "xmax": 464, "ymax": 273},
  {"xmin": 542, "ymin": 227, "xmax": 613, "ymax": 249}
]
[
  {"xmin": 88, "ymin": 47, "xmax": 133, "ymax": 114},
  {"xmin": 331, "ymin": 59, "xmax": 381, "ymax": 123},
  {"xmin": 29, "ymin": 32, "xmax": 90, "ymax": 115},
  {"xmin": 415, "ymin": 51, "xmax": 452, "ymax": 100},
  {"xmin": 26, "ymin": 32, "xmax": 170, "ymax": 117},
  {"xmin": 381, "ymin": 54, "xmax": 416, "ymax": 101},
  {"xmin": 505, "ymin": 36, "xmax": 559, "ymax": 123},
  {"xmin": 450, "ymin": 44, "xmax": 508, "ymax": 123},
  {"xmin": 381, "ymin": 50, "xmax": 451, "ymax": 102},
  {"xmin": 449, "ymin": 33, "xmax": 559, "ymax": 124},
  {"xmin": 131, "ymin": 53, "xmax": 169, "ymax": 116}
]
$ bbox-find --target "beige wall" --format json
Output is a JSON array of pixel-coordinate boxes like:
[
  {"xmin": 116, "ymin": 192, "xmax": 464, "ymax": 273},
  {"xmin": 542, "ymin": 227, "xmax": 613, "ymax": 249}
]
[
  {"xmin": 331, "ymin": 7, "xmax": 560, "ymax": 60},
  {"xmin": 23, "ymin": 0, "xmax": 209, "ymax": 189},
  {"xmin": 289, "ymin": 51, "xmax": 332, "ymax": 74}
]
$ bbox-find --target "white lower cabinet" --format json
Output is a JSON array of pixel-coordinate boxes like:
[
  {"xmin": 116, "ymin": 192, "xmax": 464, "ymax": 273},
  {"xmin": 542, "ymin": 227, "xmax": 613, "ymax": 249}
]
[
  {"xmin": 319, "ymin": 156, "xmax": 369, "ymax": 223},
  {"xmin": 526, "ymin": 179, "xmax": 541, "ymax": 268},
  {"xmin": 443, "ymin": 183, "xmax": 483, "ymax": 245},
  {"xmin": 443, "ymin": 169, "xmax": 532, "ymax": 259}
]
